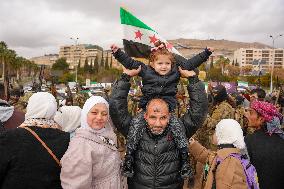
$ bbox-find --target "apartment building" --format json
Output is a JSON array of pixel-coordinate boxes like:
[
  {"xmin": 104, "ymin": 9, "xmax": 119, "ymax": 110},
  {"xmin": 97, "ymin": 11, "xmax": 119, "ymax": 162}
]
[
  {"xmin": 30, "ymin": 54, "xmax": 59, "ymax": 67},
  {"xmin": 103, "ymin": 50, "xmax": 121, "ymax": 69},
  {"xmin": 233, "ymin": 48, "xmax": 284, "ymax": 71},
  {"xmin": 59, "ymin": 44, "xmax": 104, "ymax": 69}
]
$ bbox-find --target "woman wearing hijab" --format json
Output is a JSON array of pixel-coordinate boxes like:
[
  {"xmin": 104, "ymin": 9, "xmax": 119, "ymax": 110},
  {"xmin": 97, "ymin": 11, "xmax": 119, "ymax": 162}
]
[
  {"xmin": 189, "ymin": 119, "xmax": 252, "ymax": 189},
  {"xmin": 54, "ymin": 106, "xmax": 82, "ymax": 138},
  {"xmin": 60, "ymin": 96, "xmax": 127, "ymax": 189},
  {"xmin": 0, "ymin": 92, "xmax": 70, "ymax": 189}
]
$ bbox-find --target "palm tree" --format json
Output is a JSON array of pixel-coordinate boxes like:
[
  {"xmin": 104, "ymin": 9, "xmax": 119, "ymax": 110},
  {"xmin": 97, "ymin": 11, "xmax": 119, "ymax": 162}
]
[
  {"xmin": 105, "ymin": 52, "xmax": 109, "ymax": 70},
  {"xmin": 25, "ymin": 60, "xmax": 39, "ymax": 77},
  {"xmin": 215, "ymin": 56, "xmax": 230, "ymax": 75},
  {"xmin": 0, "ymin": 41, "xmax": 8, "ymax": 80},
  {"xmin": 5, "ymin": 49, "xmax": 17, "ymax": 78},
  {"xmin": 0, "ymin": 43, "xmax": 15, "ymax": 100},
  {"xmin": 12, "ymin": 56, "xmax": 25, "ymax": 81}
]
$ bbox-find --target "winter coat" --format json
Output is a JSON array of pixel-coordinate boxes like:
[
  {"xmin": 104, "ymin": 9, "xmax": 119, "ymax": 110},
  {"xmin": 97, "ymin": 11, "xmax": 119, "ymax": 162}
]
[
  {"xmin": 109, "ymin": 75, "xmax": 208, "ymax": 189},
  {"xmin": 0, "ymin": 99, "xmax": 24, "ymax": 132},
  {"xmin": 113, "ymin": 49, "xmax": 211, "ymax": 111},
  {"xmin": 60, "ymin": 127, "xmax": 127, "ymax": 189},
  {"xmin": 128, "ymin": 124, "xmax": 183, "ymax": 189},
  {"xmin": 245, "ymin": 127, "xmax": 284, "ymax": 189},
  {"xmin": 0, "ymin": 127, "xmax": 70, "ymax": 189},
  {"xmin": 189, "ymin": 141, "xmax": 247, "ymax": 189}
]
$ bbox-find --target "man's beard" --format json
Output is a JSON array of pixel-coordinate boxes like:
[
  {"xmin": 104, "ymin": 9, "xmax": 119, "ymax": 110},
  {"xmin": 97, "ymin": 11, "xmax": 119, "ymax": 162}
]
[{"xmin": 148, "ymin": 126, "xmax": 165, "ymax": 135}]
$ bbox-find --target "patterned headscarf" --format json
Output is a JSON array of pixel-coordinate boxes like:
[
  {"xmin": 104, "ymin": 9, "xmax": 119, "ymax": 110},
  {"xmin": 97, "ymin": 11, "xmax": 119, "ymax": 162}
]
[
  {"xmin": 266, "ymin": 117, "xmax": 284, "ymax": 139},
  {"xmin": 250, "ymin": 100, "xmax": 282, "ymax": 122},
  {"xmin": 251, "ymin": 100, "xmax": 284, "ymax": 139}
]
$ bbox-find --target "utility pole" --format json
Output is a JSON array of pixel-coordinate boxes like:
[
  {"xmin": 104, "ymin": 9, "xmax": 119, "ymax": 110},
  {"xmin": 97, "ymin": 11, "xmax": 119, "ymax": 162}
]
[
  {"xmin": 269, "ymin": 34, "xmax": 283, "ymax": 93},
  {"xmin": 70, "ymin": 37, "xmax": 79, "ymax": 83}
]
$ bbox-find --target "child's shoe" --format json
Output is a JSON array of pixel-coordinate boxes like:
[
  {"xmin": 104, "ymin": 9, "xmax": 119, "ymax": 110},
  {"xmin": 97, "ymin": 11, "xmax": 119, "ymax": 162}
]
[
  {"xmin": 180, "ymin": 148, "xmax": 194, "ymax": 179},
  {"xmin": 181, "ymin": 161, "xmax": 194, "ymax": 179}
]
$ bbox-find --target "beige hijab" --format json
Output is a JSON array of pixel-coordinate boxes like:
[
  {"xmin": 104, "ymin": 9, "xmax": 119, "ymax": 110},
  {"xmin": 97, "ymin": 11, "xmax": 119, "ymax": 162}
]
[{"xmin": 81, "ymin": 96, "xmax": 117, "ymax": 145}]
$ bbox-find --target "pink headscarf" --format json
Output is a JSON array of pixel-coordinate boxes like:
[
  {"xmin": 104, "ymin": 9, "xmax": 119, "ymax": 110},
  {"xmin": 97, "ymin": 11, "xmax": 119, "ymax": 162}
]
[{"xmin": 250, "ymin": 100, "xmax": 282, "ymax": 122}]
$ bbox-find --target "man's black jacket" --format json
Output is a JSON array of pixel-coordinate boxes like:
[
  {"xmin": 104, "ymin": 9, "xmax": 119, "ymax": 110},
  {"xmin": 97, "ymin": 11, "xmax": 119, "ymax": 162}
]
[{"xmin": 109, "ymin": 75, "xmax": 208, "ymax": 189}]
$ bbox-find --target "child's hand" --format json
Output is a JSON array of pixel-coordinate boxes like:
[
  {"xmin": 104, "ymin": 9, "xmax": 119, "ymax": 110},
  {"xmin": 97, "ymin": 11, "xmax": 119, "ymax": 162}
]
[
  {"xmin": 123, "ymin": 66, "xmax": 142, "ymax": 77},
  {"xmin": 207, "ymin": 47, "xmax": 214, "ymax": 53},
  {"xmin": 158, "ymin": 43, "xmax": 166, "ymax": 49},
  {"xmin": 110, "ymin": 44, "xmax": 119, "ymax": 53},
  {"xmin": 188, "ymin": 137, "xmax": 195, "ymax": 144},
  {"xmin": 178, "ymin": 67, "xmax": 196, "ymax": 78}
]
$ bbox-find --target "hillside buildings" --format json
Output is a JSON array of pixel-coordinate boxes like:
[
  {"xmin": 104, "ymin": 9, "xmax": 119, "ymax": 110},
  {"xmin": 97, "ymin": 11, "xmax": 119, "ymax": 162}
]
[
  {"xmin": 59, "ymin": 44, "xmax": 103, "ymax": 69},
  {"xmin": 30, "ymin": 54, "xmax": 59, "ymax": 67},
  {"xmin": 234, "ymin": 48, "xmax": 284, "ymax": 71}
]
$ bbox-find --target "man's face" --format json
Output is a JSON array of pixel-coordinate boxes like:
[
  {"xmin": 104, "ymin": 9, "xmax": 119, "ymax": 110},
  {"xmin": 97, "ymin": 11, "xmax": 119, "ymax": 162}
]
[
  {"xmin": 144, "ymin": 100, "xmax": 170, "ymax": 135},
  {"xmin": 244, "ymin": 108, "xmax": 264, "ymax": 128}
]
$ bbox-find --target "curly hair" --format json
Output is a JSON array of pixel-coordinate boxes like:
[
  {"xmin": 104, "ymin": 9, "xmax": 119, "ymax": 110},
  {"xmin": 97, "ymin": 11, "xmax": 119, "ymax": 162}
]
[{"xmin": 148, "ymin": 40, "xmax": 175, "ymax": 65}]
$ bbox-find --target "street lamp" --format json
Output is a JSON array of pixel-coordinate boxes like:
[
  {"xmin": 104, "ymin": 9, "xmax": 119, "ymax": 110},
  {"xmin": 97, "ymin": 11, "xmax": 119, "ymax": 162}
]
[
  {"xmin": 70, "ymin": 37, "xmax": 79, "ymax": 83},
  {"xmin": 269, "ymin": 34, "xmax": 283, "ymax": 93}
]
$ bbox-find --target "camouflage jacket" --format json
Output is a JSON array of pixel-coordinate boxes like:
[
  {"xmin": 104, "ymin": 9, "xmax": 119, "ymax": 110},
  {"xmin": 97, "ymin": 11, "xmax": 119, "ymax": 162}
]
[
  {"xmin": 15, "ymin": 92, "xmax": 34, "ymax": 113},
  {"xmin": 73, "ymin": 93, "xmax": 88, "ymax": 108},
  {"xmin": 194, "ymin": 101, "xmax": 235, "ymax": 150}
]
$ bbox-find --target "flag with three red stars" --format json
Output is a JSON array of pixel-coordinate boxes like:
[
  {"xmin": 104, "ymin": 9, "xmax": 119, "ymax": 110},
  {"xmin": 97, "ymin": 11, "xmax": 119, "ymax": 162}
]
[{"xmin": 120, "ymin": 7, "xmax": 184, "ymax": 60}]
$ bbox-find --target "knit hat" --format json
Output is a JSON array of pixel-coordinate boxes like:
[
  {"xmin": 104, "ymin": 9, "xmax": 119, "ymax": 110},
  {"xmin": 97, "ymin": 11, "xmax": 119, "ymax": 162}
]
[{"xmin": 216, "ymin": 119, "xmax": 246, "ymax": 149}]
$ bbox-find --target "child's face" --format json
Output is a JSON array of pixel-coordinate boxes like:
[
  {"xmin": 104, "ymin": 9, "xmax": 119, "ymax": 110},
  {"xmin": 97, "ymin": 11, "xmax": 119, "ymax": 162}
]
[{"xmin": 150, "ymin": 55, "xmax": 172, "ymax": 75}]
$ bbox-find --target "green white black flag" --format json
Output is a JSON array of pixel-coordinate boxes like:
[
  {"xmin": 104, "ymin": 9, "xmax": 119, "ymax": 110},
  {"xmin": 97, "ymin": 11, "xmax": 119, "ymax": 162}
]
[{"xmin": 120, "ymin": 7, "xmax": 182, "ymax": 59}]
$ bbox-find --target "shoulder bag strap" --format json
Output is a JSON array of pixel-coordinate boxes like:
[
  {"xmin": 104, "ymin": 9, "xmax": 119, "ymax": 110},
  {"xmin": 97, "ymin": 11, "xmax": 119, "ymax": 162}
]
[{"xmin": 21, "ymin": 126, "xmax": 61, "ymax": 167}]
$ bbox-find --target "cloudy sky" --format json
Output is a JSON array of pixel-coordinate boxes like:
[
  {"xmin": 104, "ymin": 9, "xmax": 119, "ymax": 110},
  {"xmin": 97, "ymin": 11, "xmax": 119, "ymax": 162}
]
[{"xmin": 1, "ymin": 0, "xmax": 283, "ymax": 58}]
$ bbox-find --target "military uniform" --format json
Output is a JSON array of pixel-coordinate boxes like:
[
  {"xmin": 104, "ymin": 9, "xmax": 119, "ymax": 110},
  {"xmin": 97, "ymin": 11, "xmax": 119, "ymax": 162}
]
[
  {"xmin": 15, "ymin": 92, "xmax": 34, "ymax": 113},
  {"xmin": 234, "ymin": 106, "xmax": 246, "ymax": 128},
  {"xmin": 73, "ymin": 93, "xmax": 88, "ymax": 108},
  {"xmin": 193, "ymin": 101, "xmax": 235, "ymax": 151}
]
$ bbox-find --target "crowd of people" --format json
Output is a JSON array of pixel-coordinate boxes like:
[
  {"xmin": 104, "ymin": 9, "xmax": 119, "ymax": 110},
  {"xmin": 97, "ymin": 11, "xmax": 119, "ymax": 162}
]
[{"xmin": 0, "ymin": 41, "xmax": 284, "ymax": 189}]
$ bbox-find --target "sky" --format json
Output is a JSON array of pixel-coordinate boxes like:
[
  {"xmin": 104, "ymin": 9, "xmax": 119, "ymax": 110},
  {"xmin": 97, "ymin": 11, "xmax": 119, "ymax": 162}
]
[{"xmin": 0, "ymin": 0, "xmax": 284, "ymax": 58}]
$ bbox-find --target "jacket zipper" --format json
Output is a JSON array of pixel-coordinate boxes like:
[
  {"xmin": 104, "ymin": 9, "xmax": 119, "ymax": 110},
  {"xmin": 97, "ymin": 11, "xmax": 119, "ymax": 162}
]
[{"xmin": 153, "ymin": 140, "xmax": 158, "ymax": 189}]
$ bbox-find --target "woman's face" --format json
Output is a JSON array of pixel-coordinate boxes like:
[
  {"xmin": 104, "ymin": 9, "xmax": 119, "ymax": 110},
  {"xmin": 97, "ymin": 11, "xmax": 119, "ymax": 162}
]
[{"xmin": 87, "ymin": 103, "xmax": 108, "ymax": 130}]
